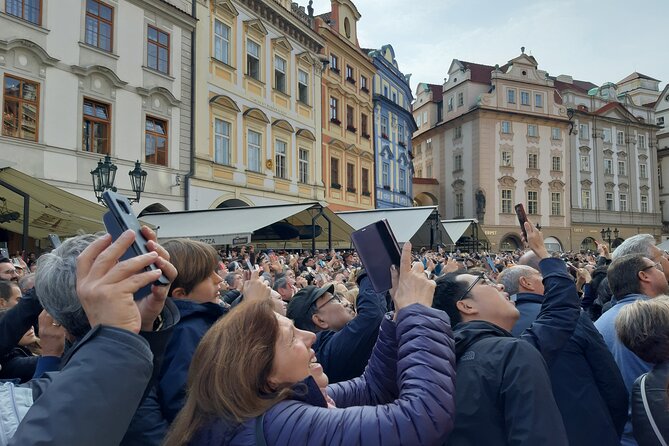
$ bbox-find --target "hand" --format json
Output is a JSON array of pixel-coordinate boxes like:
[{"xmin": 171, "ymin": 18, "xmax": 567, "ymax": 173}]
[
  {"xmin": 242, "ymin": 268, "xmax": 271, "ymax": 302},
  {"xmin": 135, "ymin": 226, "xmax": 178, "ymax": 331},
  {"xmin": 426, "ymin": 257, "xmax": 436, "ymax": 273},
  {"xmin": 76, "ymin": 230, "xmax": 165, "ymax": 334},
  {"xmin": 390, "ymin": 242, "xmax": 436, "ymax": 313},
  {"xmin": 295, "ymin": 276, "xmax": 308, "ymax": 288},
  {"xmin": 577, "ymin": 268, "xmax": 592, "ymax": 284},
  {"xmin": 442, "ymin": 257, "xmax": 460, "ymax": 274},
  {"xmin": 38, "ymin": 310, "xmax": 66, "ymax": 357},
  {"xmin": 522, "ymin": 219, "xmax": 549, "ymax": 259},
  {"xmin": 596, "ymin": 240, "xmax": 610, "ymax": 259}
]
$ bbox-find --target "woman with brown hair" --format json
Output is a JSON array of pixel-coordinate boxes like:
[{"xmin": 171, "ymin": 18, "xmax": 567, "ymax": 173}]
[{"xmin": 164, "ymin": 242, "xmax": 456, "ymax": 446}]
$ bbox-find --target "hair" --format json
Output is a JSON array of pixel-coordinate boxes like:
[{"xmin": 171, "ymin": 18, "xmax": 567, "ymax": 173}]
[
  {"xmin": 518, "ymin": 250, "xmax": 542, "ymax": 271},
  {"xmin": 164, "ymin": 299, "xmax": 293, "ymax": 446},
  {"xmin": 433, "ymin": 272, "xmax": 469, "ymax": 326},
  {"xmin": 0, "ymin": 280, "xmax": 19, "ymax": 302},
  {"xmin": 224, "ymin": 272, "xmax": 239, "ymax": 287},
  {"xmin": 162, "ymin": 239, "xmax": 219, "ymax": 296},
  {"xmin": 615, "ymin": 295, "xmax": 669, "ymax": 363},
  {"xmin": 18, "ymin": 272, "xmax": 35, "ymax": 293},
  {"xmin": 611, "ymin": 234, "xmax": 656, "ymax": 261},
  {"xmin": 497, "ymin": 266, "xmax": 539, "ymax": 297},
  {"xmin": 272, "ymin": 275, "xmax": 288, "ymax": 292},
  {"xmin": 607, "ymin": 254, "xmax": 648, "ymax": 298}
]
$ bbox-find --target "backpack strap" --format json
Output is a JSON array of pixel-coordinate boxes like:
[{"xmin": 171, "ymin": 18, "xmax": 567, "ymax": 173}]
[
  {"xmin": 255, "ymin": 413, "xmax": 267, "ymax": 446},
  {"xmin": 640, "ymin": 373, "xmax": 668, "ymax": 446}
]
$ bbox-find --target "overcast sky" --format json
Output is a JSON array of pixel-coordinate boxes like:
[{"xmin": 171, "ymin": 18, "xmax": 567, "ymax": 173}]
[{"xmin": 313, "ymin": 0, "xmax": 667, "ymax": 95}]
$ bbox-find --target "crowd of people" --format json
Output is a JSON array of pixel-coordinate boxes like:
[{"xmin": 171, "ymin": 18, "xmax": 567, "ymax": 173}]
[{"xmin": 0, "ymin": 217, "xmax": 667, "ymax": 445}]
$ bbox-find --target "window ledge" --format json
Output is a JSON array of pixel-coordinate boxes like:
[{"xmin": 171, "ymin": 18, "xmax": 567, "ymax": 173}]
[
  {"xmin": 245, "ymin": 169, "xmax": 265, "ymax": 176},
  {"xmin": 78, "ymin": 41, "xmax": 118, "ymax": 59},
  {"xmin": 244, "ymin": 75, "xmax": 265, "ymax": 85},
  {"xmin": 211, "ymin": 57, "xmax": 236, "ymax": 71},
  {"xmin": 2, "ymin": 12, "xmax": 49, "ymax": 33},
  {"xmin": 272, "ymin": 88, "xmax": 290, "ymax": 99},
  {"xmin": 297, "ymin": 99, "xmax": 311, "ymax": 108},
  {"xmin": 142, "ymin": 66, "xmax": 175, "ymax": 81}
]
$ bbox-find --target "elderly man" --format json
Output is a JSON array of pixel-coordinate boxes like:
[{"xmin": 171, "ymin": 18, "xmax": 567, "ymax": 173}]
[{"xmin": 498, "ymin": 265, "xmax": 628, "ymax": 445}]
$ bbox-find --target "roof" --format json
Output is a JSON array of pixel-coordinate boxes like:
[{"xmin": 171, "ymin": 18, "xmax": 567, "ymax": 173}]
[
  {"xmin": 458, "ymin": 61, "xmax": 496, "ymax": 85},
  {"xmin": 413, "ymin": 177, "xmax": 439, "ymax": 185},
  {"xmin": 428, "ymin": 83, "xmax": 442, "ymax": 100},
  {"xmin": 552, "ymin": 78, "xmax": 599, "ymax": 94},
  {"xmin": 618, "ymin": 72, "xmax": 661, "ymax": 84},
  {"xmin": 157, "ymin": 0, "xmax": 192, "ymax": 17},
  {"xmin": 316, "ymin": 12, "xmax": 332, "ymax": 23}
]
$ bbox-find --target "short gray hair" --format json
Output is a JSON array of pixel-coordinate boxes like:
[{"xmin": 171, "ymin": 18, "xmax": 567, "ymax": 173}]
[
  {"xmin": 497, "ymin": 266, "xmax": 539, "ymax": 297},
  {"xmin": 18, "ymin": 272, "xmax": 35, "ymax": 293},
  {"xmin": 273, "ymin": 275, "xmax": 288, "ymax": 292},
  {"xmin": 611, "ymin": 234, "xmax": 656, "ymax": 261},
  {"xmin": 35, "ymin": 233, "xmax": 100, "ymax": 339}
]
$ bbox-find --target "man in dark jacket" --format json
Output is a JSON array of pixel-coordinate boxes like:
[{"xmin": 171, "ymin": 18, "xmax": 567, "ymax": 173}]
[
  {"xmin": 498, "ymin": 264, "xmax": 628, "ymax": 445},
  {"xmin": 433, "ymin": 221, "xmax": 579, "ymax": 445},
  {"xmin": 287, "ymin": 273, "xmax": 387, "ymax": 383}
]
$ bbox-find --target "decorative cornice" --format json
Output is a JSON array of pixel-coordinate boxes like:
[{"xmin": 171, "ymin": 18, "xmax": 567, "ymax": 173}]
[
  {"xmin": 125, "ymin": 0, "xmax": 197, "ymax": 30},
  {"xmin": 136, "ymin": 86, "xmax": 180, "ymax": 105},
  {"xmin": 71, "ymin": 64, "xmax": 127, "ymax": 87},
  {"xmin": 209, "ymin": 94, "xmax": 241, "ymax": 112},
  {"xmin": 0, "ymin": 39, "xmax": 59, "ymax": 66},
  {"xmin": 271, "ymin": 118, "xmax": 294, "ymax": 133},
  {"xmin": 213, "ymin": 0, "xmax": 239, "ymax": 17}
]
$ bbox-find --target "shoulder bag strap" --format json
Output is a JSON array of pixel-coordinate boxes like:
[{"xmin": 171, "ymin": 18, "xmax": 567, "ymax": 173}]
[{"xmin": 640, "ymin": 373, "xmax": 668, "ymax": 446}]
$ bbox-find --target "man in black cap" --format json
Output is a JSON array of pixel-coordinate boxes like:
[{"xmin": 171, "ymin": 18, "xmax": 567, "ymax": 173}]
[{"xmin": 287, "ymin": 274, "xmax": 387, "ymax": 383}]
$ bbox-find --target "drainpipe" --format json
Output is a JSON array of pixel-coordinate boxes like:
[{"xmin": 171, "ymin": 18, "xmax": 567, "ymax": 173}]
[{"xmin": 184, "ymin": 1, "xmax": 197, "ymax": 210}]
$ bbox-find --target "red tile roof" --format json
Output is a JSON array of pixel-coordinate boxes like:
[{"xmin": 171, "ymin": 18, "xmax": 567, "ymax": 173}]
[
  {"xmin": 429, "ymin": 83, "xmax": 442, "ymax": 100},
  {"xmin": 458, "ymin": 61, "xmax": 497, "ymax": 85},
  {"xmin": 413, "ymin": 177, "xmax": 439, "ymax": 185},
  {"xmin": 554, "ymin": 90, "xmax": 563, "ymax": 105},
  {"xmin": 553, "ymin": 78, "xmax": 598, "ymax": 94}
]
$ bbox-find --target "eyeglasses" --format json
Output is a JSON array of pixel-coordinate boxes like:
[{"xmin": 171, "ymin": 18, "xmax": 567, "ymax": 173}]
[
  {"xmin": 314, "ymin": 294, "xmax": 342, "ymax": 311},
  {"xmin": 642, "ymin": 262, "xmax": 664, "ymax": 273},
  {"xmin": 457, "ymin": 273, "xmax": 497, "ymax": 301}
]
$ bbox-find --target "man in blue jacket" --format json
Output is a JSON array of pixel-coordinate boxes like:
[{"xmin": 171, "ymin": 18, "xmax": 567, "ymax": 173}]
[{"xmin": 498, "ymin": 264, "xmax": 628, "ymax": 445}]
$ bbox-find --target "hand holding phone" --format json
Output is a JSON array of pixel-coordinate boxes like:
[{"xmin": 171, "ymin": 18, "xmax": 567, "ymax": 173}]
[{"xmin": 514, "ymin": 203, "xmax": 528, "ymax": 241}]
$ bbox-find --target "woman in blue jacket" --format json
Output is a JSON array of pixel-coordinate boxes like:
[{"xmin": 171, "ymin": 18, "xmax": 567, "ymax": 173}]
[{"xmin": 164, "ymin": 242, "xmax": 457, "ymax": 446}]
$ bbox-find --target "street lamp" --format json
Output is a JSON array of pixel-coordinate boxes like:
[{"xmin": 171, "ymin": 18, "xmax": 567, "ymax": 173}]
[
  {"xmin": 91, "ymin": 155, "xmax": 147, "ymax": 205},
  {"xmin": 600, "ymin": 227, "xmax": 619, "ymax": 249}
]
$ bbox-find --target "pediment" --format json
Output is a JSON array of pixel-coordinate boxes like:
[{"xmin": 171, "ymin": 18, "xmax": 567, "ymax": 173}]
[
  {"xmin": 605, "ymin": 182, "xmax": 616, "ymax": 189},
  {"xmin": 137, "ymin": 86, "xmax": 180, "ymax": 106},
  {"xmin": 580, "ymin": 179, "xmax": 592, "ymax": 188},
  {"xmin": 380, "ymin": 144, "xmax": 394, "ymax": 159},
  {"xmin": 209, "ymin": 94, "xmax": 241, "ymax": 112},
  {"xmin": 297, "ymin": 51, "xmax": 319, "ymax": 66},
  {"xmin": 213, "ymin": 0, "xmax": 239, "ymax": 17},
  {"xmin": 398, "ymin": 153, "xmax": 410, "ymax": 166},
  {"xmin": 549, "ymin": 180, "xmax": 565, "ymax": 190},
  {"xmin": 296, "ymin": 128, "xmax": 316, "ymax": 141},
  {"xmin": 243, "ymin": 107, "xmax": 270, "ymax": 123},
  {"xmin": 638, "ymin": 154, "xmax": 648, "ymax": 161},
  {"xmin": 272, "ymin": 36, "xmax": 293, "ymax": 53},
  {"xmin": 244, "ymin": 19, "xmax": 268, "ymax": 36},
  {"xmin": 0, "ymin": 39, "xmax": 59, "ymax": 66},
  {"xmin": 525, "ymin": 178, "xmax": 542, "ymax": 188},
  {"xmin": 498, "ymin": 175, "xmax": 517, "ymax": 187},
  {"xmin": 640, "ymin": 185, "xmax": 650, "ymax": 193},
  {"xmin": 272, "ymin": 119, "xmax": 294, "ymax": 133},
  {"xmin": 619, "ymin": 183, "xmax": 629, "ymax": 192},
  {"xmin": 452, "ymin": 179, "xmax": 465, "ymax": 190},
  {"xmin": 579, "ymin": 145, "xmax": 591, "ymax": 154},
  {"xmin": 71, "ymin": 64, "xmax": 126, "ymax": 87}
]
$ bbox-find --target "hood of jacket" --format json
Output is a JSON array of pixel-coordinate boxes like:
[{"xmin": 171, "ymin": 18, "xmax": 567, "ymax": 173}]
[{"xmin": 454, "ymin": 320, "xmax": 513, "ymax": 359}]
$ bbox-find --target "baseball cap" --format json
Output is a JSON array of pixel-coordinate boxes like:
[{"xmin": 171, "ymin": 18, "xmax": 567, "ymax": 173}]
[{"xmin": 286, "ymin": 283, "xmax": 335, "ymax": 330}]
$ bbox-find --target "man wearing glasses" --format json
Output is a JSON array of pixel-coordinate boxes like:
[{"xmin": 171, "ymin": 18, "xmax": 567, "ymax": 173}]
[
  {"xmin": 432, "ymin": 220, "xmax": 580, "ymax": 446},
  {"xmin": 287, "ymin": 274, "xmax": 387, "ymax": 383}
]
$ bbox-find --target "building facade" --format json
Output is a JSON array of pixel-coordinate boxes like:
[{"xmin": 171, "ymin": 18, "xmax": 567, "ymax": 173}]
[
  {"xmin": 314, "ymin": 0, "xmax": 375, "ymax": 211},
  {"xmin": 189, "ymin": 0, "xmax": 325, "ymax": 210},
  {"xmin": 654, "ymin": 83, "xmax": 669, "ymax": 232},
  {"xmin": 368, "ymin": 44, "xmax": 415, "ymax": 208},
  {"xmin": 0, "ymin": 0, "xmax": 195, "ymax": 216}
]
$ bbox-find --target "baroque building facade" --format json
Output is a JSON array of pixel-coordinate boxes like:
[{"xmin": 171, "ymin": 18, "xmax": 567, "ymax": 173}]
[
  {"xmin": 189, "ymin": 0, "xmax": 325, "ymax": 209},
  {"xmin": 367, "ymin": 44, "xmax": 415, "ymax": 208}
]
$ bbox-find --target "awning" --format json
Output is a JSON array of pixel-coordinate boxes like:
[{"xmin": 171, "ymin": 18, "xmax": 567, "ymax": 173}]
[
  {"xmin": 336, "ymin": 206, "xmax": 448, "ymax": 247},
  {"xmin": 441, "ymin": 218, "xmax": 490, "ymax": 250},
  {"xmin": 140, "ymin": 202, "xmax": 354, "ymax": 249},
  {"xmin": 657, "ymin": 239, "xmax": 669, "ymax": 251},
  {"xmin": 0, "ymin": 166, "xmax": 106, "ymax": 240}
]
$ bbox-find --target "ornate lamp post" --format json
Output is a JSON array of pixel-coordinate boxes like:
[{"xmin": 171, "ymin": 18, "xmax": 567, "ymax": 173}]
[
  {"xmin": 91, "ymin": 156, "xmax": 147, "ymax": 205},
  {"xmin": 600, "ymin": 227, "xmax": 620, "ymax": 249}
]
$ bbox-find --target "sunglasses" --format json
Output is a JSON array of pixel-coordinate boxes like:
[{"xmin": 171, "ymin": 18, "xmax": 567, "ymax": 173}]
[{"xmin": 457, "ymin": 273, "xmax": 497, "ymax": 302}]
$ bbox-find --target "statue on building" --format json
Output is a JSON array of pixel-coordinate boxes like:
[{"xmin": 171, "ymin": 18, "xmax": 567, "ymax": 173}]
[
  {"xmin": 475, "ymin": 189, "xmax": 486, "ymax": 223},
  {"xmin": 307, "ymin": 0, "xmax": 313, "ymax": 17}
]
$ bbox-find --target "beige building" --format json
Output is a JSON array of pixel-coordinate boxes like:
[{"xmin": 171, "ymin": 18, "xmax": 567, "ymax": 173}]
[
  {"xmin": 655, "ymin": 83, "xmax": 669, "ymax": 234},
  {"xmin": 189, "ymin": 0, "xmax": 325, "ymax": 210}
]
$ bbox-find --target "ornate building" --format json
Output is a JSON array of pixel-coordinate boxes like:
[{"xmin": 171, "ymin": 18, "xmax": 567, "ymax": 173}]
[
  {"xmin": 367, "ymin": 44, "xmax": 416, "ymax": 208},
  {"xmin": 314, "ymin": 0, "xmax": 375, "ymax": 211},
  {"xmin": 189, "ymin": 0, "xmax": 325, "ymax": 209}
]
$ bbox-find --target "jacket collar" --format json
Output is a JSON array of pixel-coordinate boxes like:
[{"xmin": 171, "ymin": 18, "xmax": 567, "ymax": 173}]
[{"xmin": 514, "ymin": 292, "xmax": 543, "ymax": 305}]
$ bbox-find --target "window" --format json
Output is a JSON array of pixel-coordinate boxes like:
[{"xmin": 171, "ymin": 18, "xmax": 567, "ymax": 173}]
[
  {"xmin": 552, "ymin": 156, "xmax": 561, "ymax": 171},
  {"xmin": 602, "ymin": 128, "xmax": 611, "ymax": 143},
  {"xmin": 422, "ymin": 111, "xmax": 427, "ymax": 126},
  {"xmin": 398, "ymin": 123, "xmax": 405, "ymax": 145},
  {"xmin": 360, "ymin": 75, "xmax": 368, "ymax": 92},
  {"xmin": 426, "ymin": 139, "xmax": 432, "ymax": 153},
  {"xmin": 329, "ymin": 53, "xmax": 339, "ymax": 73},
  {"xmin": 416, "ymin": 168, "xmax": 422, "ymax": 177},
  {"xmin": 551, "ymin": 192, "xmax": 561, "ymax": 216},
  {"xmin": 660, "ymin": 165, "xmax": 664, "ymax": 189},
  {"xmin": 346, "ymin": 163, "xmax": 355, "ymax": 192},
  {"xmin": 520, "ymin": 91, "xmax": 530, "ymax": 105},
  {"xmin": 298, "ymin": 69, "xmax": 308, "ymax": 104},
  {"xmin": 145, "ymin": 116, "xmax": 168, "ymax": 166},
  {"xmin": 447, "ymin": 96, "xmax": 454, "ymax": 112},
  {"xmin": 247, "ymin": 130, "xmax": 262, "ymax": 172},
  {"xmin": 384, "ymin": 85, "xmax": 389, "ymax": 97},
  {"xmin": 345, "ymin": 65, "xmax": 354, "ymax": 83},
  {"xmin": 641, "ymin": 195, "xmax": 649, "ymax": 213},
  {"xmin": 214, "ymin": 20, "xmax": 230, "ymax": 64},
  {"xmin": 398, "ymin": 168, "xmax": 406, "ymax": 193},
  {"xmin": 501, "ymin": 121, "xmax": 511, "ymax": 134},
  {"xmin": 82, "ymin": 98, "xmax": 110, "ymax": 153},
  {"xmin": 361, "ymin": 168, "xmax": 369, "ymax": 194},
  {"xmin": 501, "ymin": 151, "xmax": 512, "ymax": 166},
  {"xmin": 2, "ymin": 75, "xmax": 39, "ymax": 141},
  {"xmin": 455, "ymin": 193, "xmax": 464, "ymax": 218},
  {"xmin": 604, "ymin": 159, "xmax": 613, "ymax": 175},
  {"xmin": 581, "ymin": 190, "xmax": 591, "ymax": 209},
  {"xmin": 638, "ymin": 134, "xmax": 646, "ymax": 149},
  {"xmin": 619, "ymin": 194, "xmax": 627, "ymax": 212},
  {"xmin": 298, "ymin": 148, "xmax": 309, "ymax": 183},
  {"xmin": 85, "ymin": 0, "xmax": 113, "ymax": 52},
  {"xmin": 329, "ymin": 97, "xmax": 339, "ymax": 123},
  {"xmin": 274, "ymin": 56, "xmax": 286, "ymax": 93},
  {"xmin": 658, "ymin": 117, "xmax": 665, "ymax": 127},
  {"xmin": 147, "ymin": 26, "xmax": 169, "ymax": 74},
  {"xmin": 528, "ymin": 153, "xmax": 538, "ymax": 169},
  {"xmin": 640, "ymin": 163, "xmax": 648, "ymax": 179},
  {"xmin": 415, "ymin": 113, "xmax": 421, "ymax": 128},
  {"xmin": 392, "ymin": 92, "xmax": 397, "ymax": 103},
  {"xmin": 426, "ymin": 162, "xmax": 432, "ymax": 178},
  {"xmin": 246, "ymin": 39, "xmax": 260, "ymax": 80},
  {"xmin": 346, "ymin": 105, "xmax": 355, "ymax": 131},
  {"xmin": 457, "ymin": 92, "xmax": 464, "ymax": 107},
  {"xmin": 507, "ymin": 89, "xmax": 516, "ymax": 104},
  {"xmin": 330, "ymin": 157, "xmax": 340, "ymax": 187},
  {"xmin": 580, "ymin": 155, "xmax": 590, "ymax": 172},
  {"xmin": 382, "ymin": 162, "xmax": 389, "ymax": 187},
  {"xmin": 527, "ymin": 124, "xmax": 538, "ymax": 137},
  {"xmin": 381, "ymin": 116, "xmax": 388, "ymax": 138},
  {"xmin": 214, "ymin": 118, "xmax": 231, "ymax": 165},
  {"xmin": 361, "ymin": 113, "xmax": 368, "ymax": 137},
  {"xmin": 606, "ymin": 192, "xmax": 614, "ymax": 211},
  {"xmin": 535, "ymin": 93, "xmax": 543, "ymax": 108},
  {"xmin": 551, "ymin": 127, "xmax": 561, "ymax": 140},
  {"xmin": 579, "ymin": 123, "xmax": 589, "ymax": 138},
  {"xmin": 501, "ymin": 189, "xmax": 512, "ymax": 214},
  {"xmin": 5, "ymin": 0, "xmax": 41, "ymax": 25},
  {"xmin": 527, "ymin": 191, "xmax": 538, "ymax": 215},
  {"xmin": 454, "ymin": 154, "xmax": 462, "ymax": 171},
  {"xmin": 454, "ymin": 125, "xmax": 462, "ymax": 139},
  {"xmin": 275, "ymin": 139, "xmax": 287, "ymax": 178},
  {"xmin": 618, "ymin": 160, "xmax": 626, "ymax": 176},
  {"xmin": 617, "ymin": 131, "xmax": 624, "ymax": 145}
]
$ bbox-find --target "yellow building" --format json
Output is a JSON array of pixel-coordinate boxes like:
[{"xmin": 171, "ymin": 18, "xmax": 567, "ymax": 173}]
[
  {"xmin": 315, "ymin": 0, "xmax": 375, "ymax": 211},
  {"xmin": 189, "ymin": 0, "xmax": 325, "ymax": 209}
]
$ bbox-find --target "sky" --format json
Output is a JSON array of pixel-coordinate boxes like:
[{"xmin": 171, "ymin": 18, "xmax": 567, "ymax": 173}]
[{"xmin": 312, "ymin": 0, "xmax": 668, "ymax": 94}]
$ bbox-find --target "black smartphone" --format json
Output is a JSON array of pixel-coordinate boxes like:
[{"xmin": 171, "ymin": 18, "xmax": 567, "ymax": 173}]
[
  {"xmin": 48, "ymin": 234, "xmax": 61, "ymax": 249},
  {"xmin": 514, "ymin": 203, "xmax": 528, "ymax": 240},
  {"xmin": 0, "ymin": 248, "xmax": 8, "ymax": 260},
  {"xmin": 102, "ymin": 191, "xmax": 169, "ymax": 300},
  {"xmin": 351, "ymin": 219, "xmax": 401, "ymax": 293}
]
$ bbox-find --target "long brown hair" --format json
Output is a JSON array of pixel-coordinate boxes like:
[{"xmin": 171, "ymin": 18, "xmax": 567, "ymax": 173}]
[{"xmin": 164, "ymin": 299, "xmax": 293, "ymax": 446}]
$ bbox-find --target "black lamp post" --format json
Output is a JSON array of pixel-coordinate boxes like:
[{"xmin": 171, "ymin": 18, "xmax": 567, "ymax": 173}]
[
  {"xmin": 91, "ymin": 155, "xmax": 147, "ymax": 205},
  {"xmin": 600, "ymin": 227, "xmax": 619, "ymax": 249}
]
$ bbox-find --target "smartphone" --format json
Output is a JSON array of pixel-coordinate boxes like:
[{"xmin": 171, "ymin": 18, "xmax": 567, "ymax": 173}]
[
  {"xmin": 351, "ymin": 219, "xmax": 401, "ymax": 293},
  {"xmin": 102, "ymin": 191, "xmax": 170, "ymax": 300},
  {"xmin": 245, "ymin": 259, "xmax": 255, "ymax": 271},
  {"xmin": 514, "ymin": 203, "xmax": 528, "ymax": 240},
  {"xmin": 48, "ymin": 234, "xmax": 61, "ymax": 249}
]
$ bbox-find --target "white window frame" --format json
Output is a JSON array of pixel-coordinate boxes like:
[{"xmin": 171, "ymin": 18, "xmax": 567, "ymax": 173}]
[
  {"xmin": 501, "ymin": 189, "xmax": 512, "ymax": 213},
  {"xmin": 275, "ymin": 139, "xmax": 287, "ymax": 178},
  {"xmin": 274, "ymin": 56, "xmax": 287, "ymax": 93},
  {"xmin": 214, "ymin": 118, "xmax": 231, "ymax": 165},
  {"xmin": 247, "ymin": 129, "xmax": 262, "ymax": 172},
  {"xmin": 214, "ymin": 19, "xmax": 230, "ymax": 64},
  {"xmin": 298, "ymin": 148, "xmax": 309, "ymax": 183}
]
